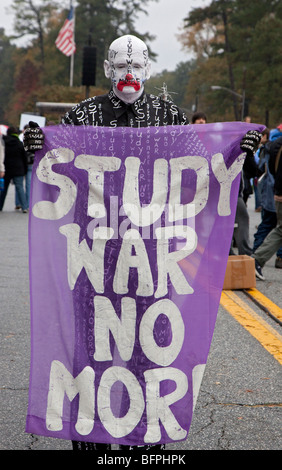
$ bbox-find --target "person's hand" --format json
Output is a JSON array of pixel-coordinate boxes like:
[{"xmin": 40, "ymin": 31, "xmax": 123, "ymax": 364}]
[
  {"xmin": 23, "ymin": 121, "xmax": 45, "ymax": 152},
  {"xmin": 240, "ymin": 130, "xmax": 262, "ymax": 154}
]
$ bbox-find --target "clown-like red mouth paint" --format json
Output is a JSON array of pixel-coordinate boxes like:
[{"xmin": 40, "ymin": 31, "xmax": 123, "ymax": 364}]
[{"xmin": 117, "ymin": 73, "xmax": 141, "ymax": 91}]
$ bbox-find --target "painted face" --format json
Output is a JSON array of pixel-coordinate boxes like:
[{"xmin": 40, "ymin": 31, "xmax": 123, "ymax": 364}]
[{"xmin": 104, "ymin": 35, "xmax": 151, "ymax": 103}]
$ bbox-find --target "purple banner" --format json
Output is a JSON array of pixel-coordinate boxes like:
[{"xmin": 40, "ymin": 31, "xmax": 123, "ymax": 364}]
[{"xmin": 26, "ymin": 122, "xmax": 263, "ymax": 445}]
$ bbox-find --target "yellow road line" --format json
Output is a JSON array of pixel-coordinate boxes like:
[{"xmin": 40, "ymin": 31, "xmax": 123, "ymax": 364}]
[
  {"xmin": 220, "ymin": 290, "xmax": 282, "ymax": 365},
  {"xmin": 245, "ymin": 288, "xmax": 282, "ymax": 322}
]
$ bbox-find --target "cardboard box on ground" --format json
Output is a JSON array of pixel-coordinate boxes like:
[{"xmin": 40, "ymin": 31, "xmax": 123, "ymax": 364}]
[{"xmin": 223, "ymin": 255, "xmax": 256, "ymax": 290}]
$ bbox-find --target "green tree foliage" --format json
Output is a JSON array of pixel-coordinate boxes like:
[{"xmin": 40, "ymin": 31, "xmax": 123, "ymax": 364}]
[
  {"xmin": 10, "ymin": 0, "xmax": 59, "ymax": 64},
  {"xmin": 0, "ymin": 29, "xmax": 16, "ymax": 123},
  {"xmin": 0, "ymin": 0, "xmax": 159, "ymax": 124},
  {"xmin": 5, "ymin": 57, "xmax": 42, "ymax": 124},
  {"xmin": 1, "ymin": 0, "xmax": 281, "ymax": 127},
  {"xmin": 145, "ymin": 61, "xmax": 197, "ymax": 114},
  {"xmin": 181, "ymin": 0, "xmax": 282, "ymax": 125}
]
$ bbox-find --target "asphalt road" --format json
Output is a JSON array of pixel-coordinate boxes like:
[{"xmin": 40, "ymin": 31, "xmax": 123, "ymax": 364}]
[{"xmin": 0, "ymin": 186, "xmax": 281, "ymax": 451}]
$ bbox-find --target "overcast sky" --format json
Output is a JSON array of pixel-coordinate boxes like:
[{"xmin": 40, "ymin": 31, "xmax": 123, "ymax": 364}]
[{"xmin": 0, "ymin": 0, "xmax": 210, "ymax": 73}]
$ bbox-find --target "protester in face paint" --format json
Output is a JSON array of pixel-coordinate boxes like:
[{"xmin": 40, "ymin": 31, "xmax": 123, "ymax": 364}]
[
  {"xmin": 61, "ymin": 35, "xmax": 188, "ymax": 128},
  {"xmin": 23, "ymin": 34, "xmax": 261, "ymax": 452},
  {"xmin": 25, "ymin": 35, "xmax": 187, "ymax": 452}
]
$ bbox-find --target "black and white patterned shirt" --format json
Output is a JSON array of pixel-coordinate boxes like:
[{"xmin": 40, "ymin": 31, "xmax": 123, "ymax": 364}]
[{"xmin": 62, "ymin": 89, "xmax": 188, "ymax": 128}]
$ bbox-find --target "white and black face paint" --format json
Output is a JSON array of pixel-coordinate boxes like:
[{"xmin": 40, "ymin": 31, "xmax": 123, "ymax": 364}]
[{"xmin": 104, "ymin": 35, "xmax": 151, "ymax": 104}]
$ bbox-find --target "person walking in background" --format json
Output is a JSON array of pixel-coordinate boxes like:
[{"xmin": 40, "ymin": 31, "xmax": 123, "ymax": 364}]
[
  {"xmin": 231, "ymin": 136, "xmax": 259, "ymax": 255},
  {"xmin": 253, "ymin": 129, "xmax": 270, "ymax": 212},
  {"xmin": 15, "ymin": 125, "xmax": 35, "ymax": 210},
  {"xmin": 253, "ymin": 129, "xmax": 282, "ymax": 268},
  {"xmin": 191, "ymin": 112, "xmax": 207, "ymax": 124},
  {"xmin": 269, "ymin": 123, "xmax": 282, "ymax": 142},
  {"xmin": 0, "ymin": 134, "xmax": 4, "ymax": 180},
  {"xmin": 244, "ymin": 116, "xmax": 252, "ymax": 123},
  {"xmin": 253, "ymin": 136, "xmax": 282, "ymax": 279},
  {"xmin": 0, "ymin": 126, "xmax": 28, "ymax": 213}
]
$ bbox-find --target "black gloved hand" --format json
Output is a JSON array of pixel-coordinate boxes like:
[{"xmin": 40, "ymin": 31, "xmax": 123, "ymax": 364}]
[
  {"xmin": 23, "ymin": 121, "xmax": 45, "ymax": 152},
  {"xmin": 240, "ymin": 130, "xmax": 262, "ymax": 155}
]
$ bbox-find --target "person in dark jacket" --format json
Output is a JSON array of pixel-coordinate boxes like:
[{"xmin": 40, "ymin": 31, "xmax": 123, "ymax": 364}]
[
  {"xmin": 191, "ymin": 112, "xmax": 207, "ymax": 124},
  {"xmin": 253, "ymin": 136, "xmax": 282, "ymax": 279},
  {"xmin": 231, "ymin": 139, "xmax": 259, "ymax": 255},
  {"xmin": 253, "ymin": 131, "xmax": 282, "ymax": 267},
  {"xmin": 0, "ymin": 126, "xmax": 28, "ymax": 212}
]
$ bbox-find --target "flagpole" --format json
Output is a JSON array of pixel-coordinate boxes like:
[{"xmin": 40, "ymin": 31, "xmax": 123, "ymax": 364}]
[
  {"xmin": 55, "ymin": 2, "xmax": 76, "ymax": 83},
  {"xmin": 70, "ymin": 2, "xmax": 75, "ymax": 87},
  {"xmin": 70, "ymin": 52, "xmax": 74, "ymax": 87}
]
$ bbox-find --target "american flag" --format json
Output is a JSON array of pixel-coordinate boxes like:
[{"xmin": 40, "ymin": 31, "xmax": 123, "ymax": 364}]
[{"xmin": 55, "ymin": 7, "xmax": 76, "ymax": 57}]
